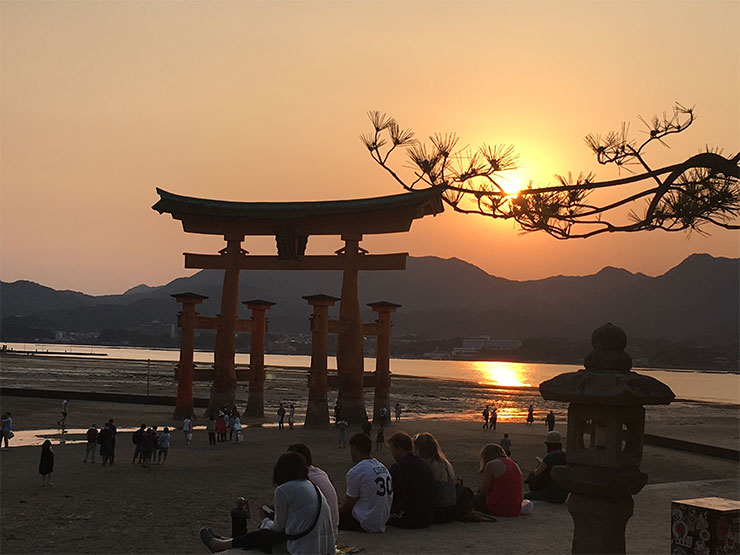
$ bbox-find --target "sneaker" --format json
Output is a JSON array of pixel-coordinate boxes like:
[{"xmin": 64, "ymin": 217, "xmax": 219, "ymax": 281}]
[{"xmin": 199, "ymin": 527, "xmax": 216, "ymax": 553}]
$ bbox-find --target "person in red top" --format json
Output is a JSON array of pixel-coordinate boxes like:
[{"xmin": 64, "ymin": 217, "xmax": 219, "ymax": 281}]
[
  {"xmin": 216, "ymin": 413, "xmax": 227, "ymax": 442},
  {"xmin": 83, "ymin": 424, "xmax": 99, "ymax": 463},
  {"xmin": 473, "ymin": 443, "xmax": 523, "ymax": 517}
]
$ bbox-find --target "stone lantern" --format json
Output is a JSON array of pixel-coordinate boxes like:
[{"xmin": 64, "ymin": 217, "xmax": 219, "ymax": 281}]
[{"xmin": 539, "ymin": 323, "xmax": 675, "ymax": 554}]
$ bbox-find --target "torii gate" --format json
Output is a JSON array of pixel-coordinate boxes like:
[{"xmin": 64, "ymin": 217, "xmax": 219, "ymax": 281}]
[{"xmin": 153, "ymin": 187, "xmax": 443, "ymax": 424}]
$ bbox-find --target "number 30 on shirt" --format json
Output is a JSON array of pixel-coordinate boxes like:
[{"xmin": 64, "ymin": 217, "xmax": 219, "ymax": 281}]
[{"xmin": 375, "ymin": 476, "xmax": 392, "ymax": 496}]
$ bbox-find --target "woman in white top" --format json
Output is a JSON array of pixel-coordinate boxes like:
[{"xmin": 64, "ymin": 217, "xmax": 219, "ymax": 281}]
[{"xmin": 201, "ymin": 451, "xmax": 334, "ymax": 554}]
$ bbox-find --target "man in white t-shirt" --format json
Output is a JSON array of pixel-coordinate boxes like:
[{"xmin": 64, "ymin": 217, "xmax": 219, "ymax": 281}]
[{"xmin": 338, "ymin": 433, "xmax": 393, "ymax": 533}]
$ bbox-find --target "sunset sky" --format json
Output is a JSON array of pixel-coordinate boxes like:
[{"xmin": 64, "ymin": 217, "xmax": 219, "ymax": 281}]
[{"xmin": 2, "ymin": 1, "xmax": 738, "ymax": 295}]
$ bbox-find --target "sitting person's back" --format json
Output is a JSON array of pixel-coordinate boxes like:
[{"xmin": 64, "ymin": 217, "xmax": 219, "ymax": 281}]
[
  {"xmin": 474, "ymin": 443, "xmax": 523, "ymax": 517},
  {"xmin": 524, "ymin": 430, "xmax": 569, "ymax": 504},
  {"xmin": 339, "ymin": 433, "xmax": 393, "ymax": 533},
  {"xmin": 413, "ymin": 432, "xmax": 457, "ymax": 523},
  {"xmin": 387, "ymin": 431, "xmax": 435, "ymax": 528}
]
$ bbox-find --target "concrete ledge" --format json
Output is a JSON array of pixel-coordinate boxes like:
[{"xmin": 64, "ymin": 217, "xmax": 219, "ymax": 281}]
[{"xmin": 644, "ymin": 433, "xmax": 740, "ymax": 462}]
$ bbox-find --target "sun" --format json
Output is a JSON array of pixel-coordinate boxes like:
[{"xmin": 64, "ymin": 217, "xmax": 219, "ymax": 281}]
[{"xmin": 497, "ymin": 169, "xmax": 525, "ymax": 196}]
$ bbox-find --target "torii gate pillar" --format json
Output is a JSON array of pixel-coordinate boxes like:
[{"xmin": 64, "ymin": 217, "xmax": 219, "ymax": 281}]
[
  {"xmin": 336, "ymin": 236, "xmax": 367, "ymax": 424},
  {"xmin": 173, "ymin": 292, "xmax": 208, "ymax": 419},
  {"xmin": 303, "ymin": 294, "xmax": 339, "ymax": 428},
  {"xmin": 370, "ymin": 301, "xmax": 400, "ymax": 425},
  {"xmin": 244, "ymin": 299, "xmax": 275, "ymax": 417},
  {"xmin": 209, "ymin": 236, "xmax": 244, "ymax": 416}
]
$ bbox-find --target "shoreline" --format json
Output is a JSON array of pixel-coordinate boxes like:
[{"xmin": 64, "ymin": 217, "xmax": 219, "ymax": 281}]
[{"xmin": 4, "ymin": 347, "xmax": 739, "ymax": 375}]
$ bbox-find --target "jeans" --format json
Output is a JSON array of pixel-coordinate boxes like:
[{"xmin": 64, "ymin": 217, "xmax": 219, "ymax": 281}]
[{"xmin": 84, "ymin": 441, "xmax": 96, "ymax": 462}]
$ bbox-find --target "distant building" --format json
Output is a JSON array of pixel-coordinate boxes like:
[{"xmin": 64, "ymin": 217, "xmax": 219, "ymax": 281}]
[{"xmin": 451, "ymin": 336, "xmax": 522, "ymax": 359}]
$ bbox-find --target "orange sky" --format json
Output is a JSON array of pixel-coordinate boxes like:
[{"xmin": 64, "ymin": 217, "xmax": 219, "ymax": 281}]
[{"xmin": 1, "ymin": 1, "xmax": 738, "ymax": 295}]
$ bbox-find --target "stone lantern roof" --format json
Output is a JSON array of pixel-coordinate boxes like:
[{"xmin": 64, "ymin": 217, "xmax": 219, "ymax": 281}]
[{"xmin": 539, "ymin": 322, "xmax": 675, "ymax": 406}]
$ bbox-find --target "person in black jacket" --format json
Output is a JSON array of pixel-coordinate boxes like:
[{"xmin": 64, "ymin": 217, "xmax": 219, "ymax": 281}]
[
  {"xmin": 386, "ymin": 431, "xmax": 435, "ymax": 529},
  {"xmin": 132, "ymin": 424, "xmax": 145, "ymax": 464}
]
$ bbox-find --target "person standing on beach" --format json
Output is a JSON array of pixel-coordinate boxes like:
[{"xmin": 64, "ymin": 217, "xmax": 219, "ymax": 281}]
[
  {"xmin": 500, "ymin": 433, "xmax": 512, "ymax": 456},
  {"xmin": 334, "ymin": 402, "xmax": 342, "ymax": 424},
  {"xmin": 375, "ymin": 425, "xmax": 385, "ymax": 451},
  {"xmin": 490, "ymin": 407, "xmax": 498, "ymax": 431},
  {"xmin": 107, "ymin": 419, "xmax": 117, "ymax": 464},
  {"xmin": 39, "ymin": 439, "xmax": 54, "ymax": 486},
  {"xmin": 132, "ymin": 424, "xmax": 145, "ymax": 462},
  {"xmin": 97, "ymin": 422, "xmax": 114, "ymax": 466},
  {"xmin": 58, "ymin": 400, "xmax": 68, "ymax": 429},
  {"xmin": 336, "ymin": 420, "xmax": 348, "ymax": 449},
  {"xmin": 395, "ymin": 403, "xmax": 402, "ymax": 423},
  {"xmin": 338, "ymin": 433, "xmax": 392, "ymax": 533},
  {"xmin": 216, "ymin": 412, "xmax": 227, "ymax": 442},
  {"xmin": 158, "ymin": 427, "xmax": 171, "ymax": 464},
  {"xmin": 83, "ymin": 424, "xmax": 98, "ymax": 463},
  {"xmin": 544, "ymin": 410, "xmax": 555, "ymax": 431},
  {"xmin": 482, "ymin": 406, "xmax": 490, "ymax": 429},
  {"xmin": 288, "ymin": 404, "xmax": 296, "ymax": 430},
  {"xmin": 1, "ymin": 413, "xmax": 12, "ymax": 448},
  {"xmin": 206, "ymin": 417, "xmax": 217, "ymax": 445},
  {"xmin": 526, "ymin": 405, "xmax": 534, "ymax": 425},
  {"xmin": 277, "ymin": 404, "xmax": 286, "ymax": 430},
  {"xmin": 183, "ymin": 416, "xmax": 193, "ymax": 445}
]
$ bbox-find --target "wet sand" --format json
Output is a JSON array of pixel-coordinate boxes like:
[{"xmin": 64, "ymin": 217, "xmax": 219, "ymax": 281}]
[{"xmin": 1, "ymin": 355, "xmax": 739, "ymax": 553}]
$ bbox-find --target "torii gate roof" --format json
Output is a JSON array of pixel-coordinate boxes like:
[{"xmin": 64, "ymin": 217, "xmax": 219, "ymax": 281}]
[{"xmin": 152, "ymin": 187, "xmax": 444, "ymax": 236}]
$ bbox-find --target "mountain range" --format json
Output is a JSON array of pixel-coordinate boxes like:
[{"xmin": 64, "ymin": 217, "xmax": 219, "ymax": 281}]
[{"xmin": 2, "ymin": 254, "xmax": 738, "ymax": 351}]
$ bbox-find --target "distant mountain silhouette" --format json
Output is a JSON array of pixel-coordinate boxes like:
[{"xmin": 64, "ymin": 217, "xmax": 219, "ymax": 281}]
[{"xmin": 2, "ymin": 254, "xmax": 737, "ymax": 345}]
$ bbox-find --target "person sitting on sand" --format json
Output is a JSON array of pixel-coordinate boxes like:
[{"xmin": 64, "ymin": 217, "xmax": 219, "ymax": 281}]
[
  {"xmin": 231, "ymin": 497, "xmax": 250, "ymax": 537},
  {"xmin": 338, "ymin": 433, "xmax": 392, "ymax": 533},
  {"xmin": 287, "ymin": 442, "xmax": 339, "ymax": 539},
  {"xmin": 473, "ymin": 443, "xmax": 523, "ymax": 517},
  {"xmin": 386, "ymin": 431, "xmax": 435, "ymax": 529},
  {"xmin": 413, "ymin": 432, "xmax": 457, "ymax": 523},
  {"xmin": 200, "ymin": 451, "xmax": 334, "ymax": 554},
  {"xmin": 524, "ymin": 430, "xmax": 569, "ymax": 504}
]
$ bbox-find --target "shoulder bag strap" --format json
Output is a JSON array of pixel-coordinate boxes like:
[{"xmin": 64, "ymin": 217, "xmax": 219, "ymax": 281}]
[{"xmin": 283, "ymin": 483, "xmax": 322, "ymax": 541}]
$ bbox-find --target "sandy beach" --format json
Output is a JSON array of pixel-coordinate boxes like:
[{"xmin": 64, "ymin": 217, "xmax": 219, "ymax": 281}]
[{"xmin": 1, "ymin": 357, "xmax": 739, "ymax": 554}]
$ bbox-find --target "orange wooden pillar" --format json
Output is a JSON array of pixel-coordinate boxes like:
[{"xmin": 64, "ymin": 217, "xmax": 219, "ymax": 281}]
[
  {"xmin": 244, "ymin": 299, "xmax": 275, "ymax": 417},
  {"xmin": 303, "ymin": 294, "xmax": 339, "ymax": 428},
  {"xmin": 369, "ymin": 301, "xmax": 400, "ymax": 426},
  {"xmin": 173, "ymin": 292, "xmax": 208, "ymax": 419},
  {"xmin": 336, "ymin": 235, "xmax": 366, "ymax": 424},
  {"xmin": 210, "ymin": 236, "xmax": 244, "ymax": 415}
]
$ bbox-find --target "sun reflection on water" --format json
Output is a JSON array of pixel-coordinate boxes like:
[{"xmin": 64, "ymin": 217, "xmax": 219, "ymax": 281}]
[{"xmin": 471, "ymin": 361, "xmax": 532, "ymax": 388}]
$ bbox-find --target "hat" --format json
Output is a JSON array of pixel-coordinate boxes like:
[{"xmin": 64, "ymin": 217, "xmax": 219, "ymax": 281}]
[{"xmin": 545, "ymin": 431, "xmax": 562, "ymax": 444}]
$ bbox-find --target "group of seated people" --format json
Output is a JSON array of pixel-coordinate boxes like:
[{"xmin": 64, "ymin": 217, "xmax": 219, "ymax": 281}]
[{"xmin": 200, "ymin": 430, "xmax": 568, "ymax": 554}]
